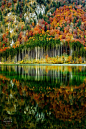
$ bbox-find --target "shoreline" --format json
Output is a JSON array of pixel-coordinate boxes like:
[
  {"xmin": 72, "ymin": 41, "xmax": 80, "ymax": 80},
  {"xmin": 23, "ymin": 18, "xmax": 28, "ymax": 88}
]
[{"xmin": 0, "ymin": 63, "xmax": 86, "ymax": 66}]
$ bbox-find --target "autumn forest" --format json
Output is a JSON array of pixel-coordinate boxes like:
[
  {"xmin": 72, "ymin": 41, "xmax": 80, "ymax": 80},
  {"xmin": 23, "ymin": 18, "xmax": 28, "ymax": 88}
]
[{"xmin": 0, "ymin": 0, "xmax": 86, "ymax": 64}]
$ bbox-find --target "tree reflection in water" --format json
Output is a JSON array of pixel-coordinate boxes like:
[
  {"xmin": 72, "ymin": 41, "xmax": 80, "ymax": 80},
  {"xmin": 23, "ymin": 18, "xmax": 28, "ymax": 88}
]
[{"xmin": 0, "ymin": 65, "xmax": 86, "ymax": 129}]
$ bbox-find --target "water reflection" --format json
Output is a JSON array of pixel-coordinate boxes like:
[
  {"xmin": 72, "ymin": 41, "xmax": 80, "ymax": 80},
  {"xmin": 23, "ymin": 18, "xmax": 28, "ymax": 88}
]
[{"xmin": 0, "ymin": 65, "xmax": 86, "ymax": 128}]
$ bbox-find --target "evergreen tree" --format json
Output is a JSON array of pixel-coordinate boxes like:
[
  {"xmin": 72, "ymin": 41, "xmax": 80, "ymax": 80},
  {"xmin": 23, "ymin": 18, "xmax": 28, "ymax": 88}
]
[
  {"xmin": 0, "ymin": 2, "xmax": 1, "ymax": 7},
  {"xmin": 52, "ymin": 1, "xmax": 57, "ymax": 8},
  {"xmin": 47, "ymin": 0, "xmax": 50, "ymax": 4},
  {"xmin": 45, "ymin": 6, "xmax": 49, "ymax": 15},
  {"xmin": 0, "ymin": 10, "xmax": 2, "ymax": 15},
  {"xmin": 57, "ymin": 2, "xmax": 61, "ymax": 8},
  {"xmin": 36, "ymin": 0, "xmax": 44, "ymax": 4},
  {"xmin": 0, "ymin": 10, "xmax": 3, "ymax": 21},
  {"xmin": 12, "ymin": 2, "xmax": 14, "ymax": 12},
  {"xmin": 77, "ymin": 20, "xmax": 81, "ymax": 27},
  {"xmin": 39, "ymin": 12, "xmax": 43, "ymax": 19},
  {"xmin": 23, "ymin": 0, "xmax": 25, "ymax": 7},
  {"xmin": 22, "ymin": 15, "xmax": 25, "ymax": 22},
  {"xmin": 45, "ymin": 25, "xmax": 47, "ymax": 32},
  {"xmin": 16, "ymin": 1, "xmax": 20, "ymax": 14},
  {"xmin": 34, "ymin": 19, "xmax": 36, "ymax": 26},
  {"xmin": 73, "ymin": 18, "xmax": 76, "ymax": 24}
]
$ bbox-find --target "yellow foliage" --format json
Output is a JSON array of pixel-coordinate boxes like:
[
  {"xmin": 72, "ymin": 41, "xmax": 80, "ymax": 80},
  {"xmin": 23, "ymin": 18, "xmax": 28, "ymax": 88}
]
[
  {"xmin": 68, "ymin": 56, "xmax": 72, "ymax": 62},
  {"xmin": 79, "ymin": 57, "xmax": 82, "ymax": 63}
]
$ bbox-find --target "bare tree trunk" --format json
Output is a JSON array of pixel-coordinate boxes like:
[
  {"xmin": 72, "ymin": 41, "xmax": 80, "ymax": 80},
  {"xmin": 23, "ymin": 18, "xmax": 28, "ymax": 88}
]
[
  {"xmin": 61, "ymin": 44, "xmax": 62, "ymax": 61},
  {"xmin": 25, "ymin": 48, "xmax": 26, "ymax": 58},
  {"xmin": 41, "ymin": 47, "xmax": 43, "ymax": 59},
  {"xmin": 15, "ymin": 55, "xmax": 17, "ymax": 63},
  {"xmin": 70, "ymin": 48, "xmax": 73, "ymax": 56},
  {"xmin": 35, "ymin": 47, "xmax": 37, "ymax": 61},
  {"xmin": 22, "ymin": 49, "xmax": 24, "ymax": 60},
  {"xmin": 55, "ymin": 46, "xmax": 56, "ymax": 57},
  {"xmin": 28, "ymin": 48, "xmax": 30, "ymax": 60},
  {"xmin": 38, "ymin": 47, "xmax": 40, "ymax": 60},
  {"xmin": 31, "ymin": 49, "xmax": 32, "ymax": 60},
  {"xmin": 53, "ymin": 46, "xmax": 54, "ymax": 57},
  {"xmin": 18, "ymin": 49, "xmax": 21, "ymax": 61},
  {"xmin": 58, "ymin": 46, "xmax": 60, "ymax": 56},
  {"xmin": 4, "ymin": 56, "xmax": 6, "ymax": 62}
]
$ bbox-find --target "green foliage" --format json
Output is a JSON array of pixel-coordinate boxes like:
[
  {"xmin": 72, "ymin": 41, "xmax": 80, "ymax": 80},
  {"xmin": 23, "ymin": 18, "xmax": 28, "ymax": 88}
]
[
  {"xmin": 0, "ymin": 10, "xmax": 3, "ymax": 21},
  {"xmin": 16, "ymin": 1, "xmax": 20, "ymax": 14},
  {"xmin": 43, "ymin": 16, "xmax": 48, "ymax": 22},
  {"xmin": 52, "ymin": 1, "xmax": 57, "ymax": 8},
  {"xmin": 22, "ymin": 15, "xmax": 25, "ymax": 22},
  {"xmin": 34, "ymin": 19, "xmax": 36, "ymax": 26},
  {"xmin": 77, "ymin": 20, "xmax": 81, "ymax": 27},
  {"xmin": 0, "ymin": 2, "xmax": 1, "ymax": 7},
  {"xmin": 12, "ymin": 2, "xmax": 14, "ymax": 12},
  {"xmin": 39, "ymin": 12, "xmax": 43, "ymax": 19},
  {"xmin": 45, "ymin": 6, "xmax": 49, "ymax": 14},
  {"xmin": 36, "ymin": 0, "xmax": 44, "ymax": 4},
  {"xmin": 73, "ymin": 18, "xmax": 76, "ymax": 23},
  {"xmin": 60, "ymin": 26, "xmax": 64, "ymax": 31}
]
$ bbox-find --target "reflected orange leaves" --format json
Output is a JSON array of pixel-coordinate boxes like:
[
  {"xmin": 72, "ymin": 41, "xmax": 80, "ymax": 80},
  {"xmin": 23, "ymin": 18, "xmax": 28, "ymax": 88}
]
[
  {"xmin": 45, "ymin": 66, "xmax": 48, "ymax": 73},
  {"xmin": 0, "ymin": 73, "xmax": 86, "ymax": 122},
  {"xmin": 33, "ymin": 93, "xmax": 40, "ymax": 102},
  {"xmin": 68, "ymin": 66, "xmax": 72, "ymax": 72},
  {"xmin": 16, "ymin": 80, "xmax": 20, "ymax": 87},
  {"xmin": 78, "ymin": 66, "xmax": 82, "ymax": 72},
  {"xmin": 0, "ymin": 74, "xmax": 10, "ymax": 81},
  {"xmin": 12, "ymin": 78, "xmax": 15, "ymax": 83}
]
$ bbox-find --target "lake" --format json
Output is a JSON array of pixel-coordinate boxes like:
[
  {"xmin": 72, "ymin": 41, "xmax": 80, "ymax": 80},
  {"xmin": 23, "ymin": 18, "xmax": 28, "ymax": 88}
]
[{"xmin": 0, "ymin": 65, "xmax": 86, "ymax": 129}]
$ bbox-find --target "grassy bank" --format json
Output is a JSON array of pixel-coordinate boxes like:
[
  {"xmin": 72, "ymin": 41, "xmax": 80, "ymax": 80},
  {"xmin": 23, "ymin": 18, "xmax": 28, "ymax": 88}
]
[{"xmin": 0, "ymin": 56, "xmax": 86, "ymax": 65}]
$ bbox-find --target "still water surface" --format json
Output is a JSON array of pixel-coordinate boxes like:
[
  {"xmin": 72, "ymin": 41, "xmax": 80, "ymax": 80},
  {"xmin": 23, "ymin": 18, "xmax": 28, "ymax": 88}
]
[{"xmin": 0, "ymin": 65, "xmax": 86, "ymax": 129}]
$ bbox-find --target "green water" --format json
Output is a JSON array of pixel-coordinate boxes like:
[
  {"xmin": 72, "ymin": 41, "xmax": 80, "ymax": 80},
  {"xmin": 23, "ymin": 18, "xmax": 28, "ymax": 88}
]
[{"xmin": 0, "ymin": 65, "xmax": 86, "ymax": 129}]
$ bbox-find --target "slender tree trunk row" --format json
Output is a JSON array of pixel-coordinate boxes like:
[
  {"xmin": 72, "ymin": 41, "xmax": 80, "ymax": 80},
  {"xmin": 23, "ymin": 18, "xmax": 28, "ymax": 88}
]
[{"xmin": 1, "ymin": 45, "xmax": 86, "ymax": 63}]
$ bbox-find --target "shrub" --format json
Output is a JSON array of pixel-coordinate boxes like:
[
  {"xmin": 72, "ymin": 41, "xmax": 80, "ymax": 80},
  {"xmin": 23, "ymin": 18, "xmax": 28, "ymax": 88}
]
[{"xmin": 79, "ymin": 57, "xmax": 82, "ymax": 63}]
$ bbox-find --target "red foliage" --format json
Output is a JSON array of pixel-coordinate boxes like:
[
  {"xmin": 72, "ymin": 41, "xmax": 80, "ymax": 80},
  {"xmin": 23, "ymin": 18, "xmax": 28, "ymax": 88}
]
[{"xmin": 7, "ymin": 2, "xmax": 12, "ymax": 7}]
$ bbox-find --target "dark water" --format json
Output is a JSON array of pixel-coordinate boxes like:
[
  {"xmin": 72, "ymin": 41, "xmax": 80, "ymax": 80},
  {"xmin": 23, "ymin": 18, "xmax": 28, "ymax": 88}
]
[{"xmin": 0, "ymin": 65, "xmax": 86, "ymax": 129}]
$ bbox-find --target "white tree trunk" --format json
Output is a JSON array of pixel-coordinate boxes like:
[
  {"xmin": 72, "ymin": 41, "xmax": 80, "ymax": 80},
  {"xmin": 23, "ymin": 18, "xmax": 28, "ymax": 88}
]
[
  {"xmin": 15, "ymin": 55, "xmax": 17, "ymax": 62},
  {"xmin": 61, "ymin": 45, "xmax": 62, "ymax": 61},
  {"xmin": 28, "ymin": 48, "xmax": 30, "ymax": 60},
  {"xmin": 25, "ymin": 48, "xmax": 26, "ymax": 58},
  {"xmin": 53, "ymin": 46, "xmax": 54, "ymax": 57},
  {"xmin": 38, "ymin": 47, "xmax": 40, "ymax": 59},
  {"xmin": 4, "ymin": 57, "xmax": 6, "ymax": 62},
  {"xmin": 47, "ymin": 47, "xmax": 48, "ymax": 57},
  {"xmin": 70, "ymin": 49, "xmax": 73, "ymax": 56},
  {"xmin": 35, "ymin": 47, "xmax": 37, "ymax": 61},
  {"xmin": 41, "ymin": 47, "xmax": 43, "ymax": 59},
  {"xmin": 18, "ymin": 49, "xmax": 21, "ymax": 61}
]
